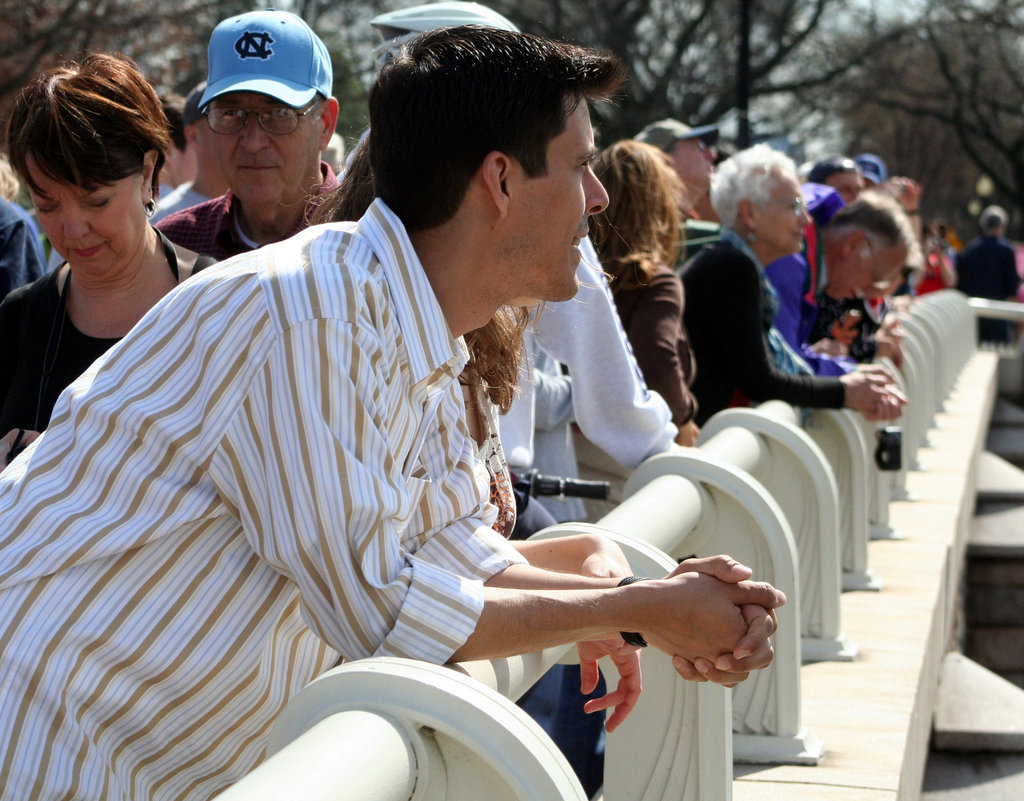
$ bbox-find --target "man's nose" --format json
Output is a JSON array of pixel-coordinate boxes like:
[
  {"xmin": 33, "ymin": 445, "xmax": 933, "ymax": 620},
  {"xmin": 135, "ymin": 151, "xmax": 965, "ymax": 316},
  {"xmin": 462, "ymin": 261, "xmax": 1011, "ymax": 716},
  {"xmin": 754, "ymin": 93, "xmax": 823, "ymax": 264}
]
[{"xmin": 587, "ymin": 169, "xmax": 609, "ymax": 215}]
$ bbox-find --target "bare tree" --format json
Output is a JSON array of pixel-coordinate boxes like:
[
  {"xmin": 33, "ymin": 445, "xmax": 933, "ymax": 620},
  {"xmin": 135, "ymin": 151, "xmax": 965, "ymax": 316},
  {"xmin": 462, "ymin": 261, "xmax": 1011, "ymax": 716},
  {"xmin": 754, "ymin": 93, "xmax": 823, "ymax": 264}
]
[
  {"xmin": 485, "ymin": 0, "xmax": 912, "ymax": 144},
  {"xmin": 803, "ymin": 0, "xmax": 1024, "ymax": 235},
  {"xmin": 7, "ymin": 0, "xmax": 1019, "ymax": 234},
  {"xmin": 0, "ymin": 0, "xmax": 249, "ymax": 112}
]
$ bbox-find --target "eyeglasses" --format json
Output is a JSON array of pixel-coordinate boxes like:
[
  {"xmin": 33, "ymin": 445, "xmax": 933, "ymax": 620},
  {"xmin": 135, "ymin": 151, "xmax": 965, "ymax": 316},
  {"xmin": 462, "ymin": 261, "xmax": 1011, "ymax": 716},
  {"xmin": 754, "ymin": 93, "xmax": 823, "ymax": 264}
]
[
  {"xmin": 860, "ymin": 233, "xmax": 899, "ymax": 291},
  {"xmin": 205, "ymin": 100, "xmax": 320, "ymax": 135},
  {"xmin": 772, "ymin": 196, "xmax": 809, "ymax": 219}
]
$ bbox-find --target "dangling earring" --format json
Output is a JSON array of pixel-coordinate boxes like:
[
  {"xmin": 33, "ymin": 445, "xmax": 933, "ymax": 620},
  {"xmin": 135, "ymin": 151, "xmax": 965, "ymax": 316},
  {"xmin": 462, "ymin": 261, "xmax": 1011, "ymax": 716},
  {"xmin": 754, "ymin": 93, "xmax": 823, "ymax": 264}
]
[{"xmin": 145, "ymin": 200, "xmax": 156, "ymax": 219}]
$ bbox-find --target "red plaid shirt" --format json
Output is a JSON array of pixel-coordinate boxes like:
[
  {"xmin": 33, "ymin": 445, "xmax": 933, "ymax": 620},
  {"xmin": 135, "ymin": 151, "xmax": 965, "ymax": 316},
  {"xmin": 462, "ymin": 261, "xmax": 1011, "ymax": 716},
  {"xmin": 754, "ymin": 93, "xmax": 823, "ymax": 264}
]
[{"xmin": 157, "ymin": 162, "xmax": 338, "ymax": 260}]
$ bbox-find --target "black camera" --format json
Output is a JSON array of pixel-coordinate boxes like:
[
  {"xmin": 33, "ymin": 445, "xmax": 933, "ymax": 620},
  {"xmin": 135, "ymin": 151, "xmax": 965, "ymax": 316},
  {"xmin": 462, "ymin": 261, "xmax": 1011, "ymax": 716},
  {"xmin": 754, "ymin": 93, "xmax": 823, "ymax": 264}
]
[{"xmin": 874, "ymin": 426, "xmax": 902, "ymax": 471}]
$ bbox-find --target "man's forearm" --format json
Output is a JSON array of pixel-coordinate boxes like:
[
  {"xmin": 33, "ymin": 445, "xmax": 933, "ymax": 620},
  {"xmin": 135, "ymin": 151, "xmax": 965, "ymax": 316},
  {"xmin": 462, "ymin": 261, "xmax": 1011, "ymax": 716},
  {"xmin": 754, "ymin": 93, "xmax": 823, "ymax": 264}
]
[
  {"xmin": 449, "ymin": 566, "xmax": 626, "ymax": 663},
  {"xmin": 511, "ymin": 534, "xmax": 630, "ymax": 578},
  {"xmin": 449, "ymin": 561, "xmax": 786, "ymax": 667}
]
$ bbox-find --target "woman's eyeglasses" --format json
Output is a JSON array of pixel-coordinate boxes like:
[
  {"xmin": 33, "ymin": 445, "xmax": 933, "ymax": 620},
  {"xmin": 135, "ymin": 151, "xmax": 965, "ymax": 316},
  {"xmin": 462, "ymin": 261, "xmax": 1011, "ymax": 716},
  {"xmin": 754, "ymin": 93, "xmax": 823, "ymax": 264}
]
[{"xmin": 772, "ymin": 196, "xmax": 810, "ymax": 219}]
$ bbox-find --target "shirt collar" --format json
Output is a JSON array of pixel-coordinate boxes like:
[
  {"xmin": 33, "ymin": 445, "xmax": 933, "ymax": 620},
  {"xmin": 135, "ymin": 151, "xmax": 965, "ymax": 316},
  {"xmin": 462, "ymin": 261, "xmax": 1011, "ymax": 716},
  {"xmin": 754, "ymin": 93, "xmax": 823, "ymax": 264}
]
[
  {"xmin": 720, "ymin": 227, "xmax": 763, "ymax": 271},
  {"xmin": 358, "ymin": 199, "xmax": 465, "ymax": 386},
  {"xmin": 221, "ymin": 162, "xmax": 340, "ymax": 257}
]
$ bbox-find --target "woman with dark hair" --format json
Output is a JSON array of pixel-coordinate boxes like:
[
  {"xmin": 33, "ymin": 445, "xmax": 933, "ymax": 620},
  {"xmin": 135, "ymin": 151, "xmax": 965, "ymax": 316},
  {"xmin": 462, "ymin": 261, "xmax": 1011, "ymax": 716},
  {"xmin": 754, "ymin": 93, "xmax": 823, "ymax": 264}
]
[
  {"xmin": 0, "ymin": 53, "xmax": 216, "ymax": 457},
  {"xmin": 592, "ymin": 139, "xmax": 700, "ymax": 445}
]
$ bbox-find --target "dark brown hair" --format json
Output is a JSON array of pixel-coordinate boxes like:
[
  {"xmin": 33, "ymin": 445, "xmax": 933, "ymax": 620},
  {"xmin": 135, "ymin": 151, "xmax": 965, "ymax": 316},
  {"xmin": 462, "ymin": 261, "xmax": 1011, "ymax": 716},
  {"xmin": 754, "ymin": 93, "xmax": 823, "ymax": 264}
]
[
  {"xmin": 6, "ymin": 53, "xmax": 170, "ymax": 198},
  {"xmin": 370, "ymin": 26, "xmax": 624, "ymax": 232},
  {"xmin": 160, "ymin": 92, "xmax": 187, "ymax": 152}
]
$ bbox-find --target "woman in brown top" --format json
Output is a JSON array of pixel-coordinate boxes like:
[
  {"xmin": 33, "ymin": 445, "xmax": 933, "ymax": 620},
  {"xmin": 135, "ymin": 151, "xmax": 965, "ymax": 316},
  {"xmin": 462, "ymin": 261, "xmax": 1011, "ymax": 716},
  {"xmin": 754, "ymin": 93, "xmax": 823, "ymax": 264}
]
[{"xmin": 592, "ymin": 139, "xmax": 699, "ymax": 445}]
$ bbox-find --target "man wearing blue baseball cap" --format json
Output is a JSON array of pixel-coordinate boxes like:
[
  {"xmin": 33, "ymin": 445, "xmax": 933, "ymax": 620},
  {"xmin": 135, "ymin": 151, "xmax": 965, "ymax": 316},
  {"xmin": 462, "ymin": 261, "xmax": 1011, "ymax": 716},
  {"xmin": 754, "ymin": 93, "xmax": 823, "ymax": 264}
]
[{"xmin": 159, "ymin": 9, "xmax": 339, "ymax": 259}]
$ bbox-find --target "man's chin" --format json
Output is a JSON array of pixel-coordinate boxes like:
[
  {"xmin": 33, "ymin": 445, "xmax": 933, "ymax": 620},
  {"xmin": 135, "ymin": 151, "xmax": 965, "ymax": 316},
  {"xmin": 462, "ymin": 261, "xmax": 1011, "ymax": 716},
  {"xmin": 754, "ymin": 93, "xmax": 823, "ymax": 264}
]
[{"xmin": 546, "ymin": 276, "xmax": 580, "ymax": 303}]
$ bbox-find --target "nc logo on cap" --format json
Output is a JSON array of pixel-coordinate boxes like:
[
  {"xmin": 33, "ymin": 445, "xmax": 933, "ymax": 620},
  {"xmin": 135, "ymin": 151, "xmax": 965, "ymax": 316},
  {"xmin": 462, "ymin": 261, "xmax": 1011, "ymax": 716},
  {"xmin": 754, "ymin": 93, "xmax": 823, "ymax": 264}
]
[{"xmin": 235, "ymin": 30, "xmax": 274, "ymax": 60}]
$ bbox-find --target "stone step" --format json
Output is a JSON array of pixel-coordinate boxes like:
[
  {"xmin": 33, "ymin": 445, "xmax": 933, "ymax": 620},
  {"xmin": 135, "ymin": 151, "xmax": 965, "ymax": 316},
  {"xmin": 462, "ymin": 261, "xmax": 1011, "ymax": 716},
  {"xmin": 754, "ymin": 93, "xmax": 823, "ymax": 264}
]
[
  {"xmin": 976, "ymin": 451, "xmax": 1024, "ymax": 502},
  {"xmin": 932, "ymin": 652, "xmax": 1024, "ymax": 752},
  {"xmin": 990, "ymin": 397, "xmax": 1024, "ymax": 427},
  {"xmin": 986, "ymin": 427, "xmax": 1024, "ymax": 467},
  {"xmin": 922, "ymin": 751, "xmax": 1024, "ymax": 801},
  {"xmin": 969, "ymin": 503, "xmax": 1024, "ymax": 558}
]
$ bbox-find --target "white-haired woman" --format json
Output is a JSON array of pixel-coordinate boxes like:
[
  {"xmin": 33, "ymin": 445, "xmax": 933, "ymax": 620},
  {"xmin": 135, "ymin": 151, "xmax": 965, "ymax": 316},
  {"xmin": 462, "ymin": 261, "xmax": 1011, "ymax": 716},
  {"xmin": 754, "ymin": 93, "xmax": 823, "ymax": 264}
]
[{"xmin": 680, "ymin": 144, "xmax": 905, "ymax": 425}]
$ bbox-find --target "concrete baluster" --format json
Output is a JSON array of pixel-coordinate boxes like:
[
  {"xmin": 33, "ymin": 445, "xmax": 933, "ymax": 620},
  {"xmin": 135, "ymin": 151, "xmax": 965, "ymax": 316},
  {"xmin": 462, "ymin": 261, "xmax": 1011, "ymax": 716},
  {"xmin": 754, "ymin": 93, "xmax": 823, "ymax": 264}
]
[
  {"xmin": 619, "ymin": 444, "xmax": 823, "ymax": 765},
  {"xmin": 699, "ymin": 401, "xmax": 857, "ymax": 663},
  {"xmin": 804, "ymin": 408, "xmax": 882, "ymax": 591},
  {"xmin": 530, "ymin": 522, "xmax": 733, "ymax": 801}
]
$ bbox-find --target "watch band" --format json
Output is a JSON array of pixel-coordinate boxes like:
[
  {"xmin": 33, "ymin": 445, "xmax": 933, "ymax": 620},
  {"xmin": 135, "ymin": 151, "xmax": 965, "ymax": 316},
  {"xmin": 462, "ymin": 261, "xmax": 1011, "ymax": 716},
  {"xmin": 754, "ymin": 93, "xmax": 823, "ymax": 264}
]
[{"xmin": 617, "ymin": 575, "xmax": 650, "ymax": 648}]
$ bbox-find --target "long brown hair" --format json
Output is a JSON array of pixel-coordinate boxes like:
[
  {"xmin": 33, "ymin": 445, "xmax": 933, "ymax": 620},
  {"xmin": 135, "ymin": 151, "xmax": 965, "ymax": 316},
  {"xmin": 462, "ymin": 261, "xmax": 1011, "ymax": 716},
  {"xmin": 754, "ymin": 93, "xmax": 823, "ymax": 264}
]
[
  {"xmin": 591, "ymin": 139, "xmax": 686, "ymax": 293},
  {"xmin": 313, "ymin": 138, "xmax": 528, "ymax": 413}
]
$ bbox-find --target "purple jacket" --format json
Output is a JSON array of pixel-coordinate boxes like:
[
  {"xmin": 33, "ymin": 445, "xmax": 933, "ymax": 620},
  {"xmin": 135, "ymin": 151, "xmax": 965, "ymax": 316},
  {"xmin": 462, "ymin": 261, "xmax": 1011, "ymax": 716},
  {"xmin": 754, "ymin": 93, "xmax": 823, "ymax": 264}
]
[{"xmin": 764, "ymin": 183, "xmax": 853, "ymax": 377}]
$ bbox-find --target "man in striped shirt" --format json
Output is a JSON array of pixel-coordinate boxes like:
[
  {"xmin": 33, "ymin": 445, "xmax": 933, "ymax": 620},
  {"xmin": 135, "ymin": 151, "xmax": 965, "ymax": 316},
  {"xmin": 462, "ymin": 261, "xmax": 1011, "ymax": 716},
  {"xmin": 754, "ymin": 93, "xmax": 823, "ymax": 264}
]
[{"xmin": 0, "ymin": 27, "xmax": 784, "ymax": 799}]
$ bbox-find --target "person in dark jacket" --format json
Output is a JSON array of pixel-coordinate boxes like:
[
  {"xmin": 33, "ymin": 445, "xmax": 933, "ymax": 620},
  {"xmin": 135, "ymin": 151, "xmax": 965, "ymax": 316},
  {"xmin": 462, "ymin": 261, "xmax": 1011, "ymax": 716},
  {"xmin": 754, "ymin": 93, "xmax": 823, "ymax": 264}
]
[
  {"xmin": 957, "ymin": 205, "xmax": 1020, "ymax": 344},
  {"xmin": 680, "ymin": 144, "xmax": 906, "ymax": 426}
]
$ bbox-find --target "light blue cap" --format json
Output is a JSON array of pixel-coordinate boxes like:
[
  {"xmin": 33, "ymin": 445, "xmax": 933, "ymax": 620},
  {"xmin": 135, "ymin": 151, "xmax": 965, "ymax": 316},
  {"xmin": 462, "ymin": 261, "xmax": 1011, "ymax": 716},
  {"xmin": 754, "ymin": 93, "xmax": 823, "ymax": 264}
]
[{"xmin": 201, "ymin": 9, "xmax": 333, "ymax": 109}]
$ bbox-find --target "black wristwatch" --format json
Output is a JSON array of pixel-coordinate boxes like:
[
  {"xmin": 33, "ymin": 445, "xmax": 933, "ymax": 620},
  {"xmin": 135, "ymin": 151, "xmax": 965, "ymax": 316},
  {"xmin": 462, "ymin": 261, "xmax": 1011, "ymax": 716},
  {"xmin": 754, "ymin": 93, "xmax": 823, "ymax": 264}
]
[{"xmin": 617, "ymin": 575, "xmax": 650, "ymax": 647}]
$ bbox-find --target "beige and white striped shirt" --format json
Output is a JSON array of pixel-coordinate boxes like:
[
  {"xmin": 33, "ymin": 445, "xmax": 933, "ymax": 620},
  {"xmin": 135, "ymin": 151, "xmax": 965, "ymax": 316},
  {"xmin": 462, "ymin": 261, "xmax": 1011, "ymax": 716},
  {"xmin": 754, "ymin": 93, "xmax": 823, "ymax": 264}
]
[{"xmin": 0, "ymin": 200, "xmax": 523, "ymax": 799}]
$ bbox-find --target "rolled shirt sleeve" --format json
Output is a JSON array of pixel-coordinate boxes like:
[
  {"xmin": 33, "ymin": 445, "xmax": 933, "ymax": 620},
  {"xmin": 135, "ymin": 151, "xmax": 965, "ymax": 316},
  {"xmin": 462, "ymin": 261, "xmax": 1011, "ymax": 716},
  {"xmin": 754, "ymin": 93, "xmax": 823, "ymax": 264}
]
[{"xmin": 218, "ymin": 314, "xmax": 523, "ymax": 665}]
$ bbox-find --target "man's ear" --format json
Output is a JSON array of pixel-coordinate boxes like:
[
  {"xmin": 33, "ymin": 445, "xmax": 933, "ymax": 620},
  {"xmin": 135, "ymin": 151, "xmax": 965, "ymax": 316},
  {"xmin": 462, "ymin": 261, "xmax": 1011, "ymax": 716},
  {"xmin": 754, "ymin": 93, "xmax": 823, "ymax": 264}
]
[
  {"xmin": 479, "ymin": 150, "xmax": 515, "ymax": 218},
  {"xmin": 317, "ymin": 98, "xmax": 341, "ymax": 150}
]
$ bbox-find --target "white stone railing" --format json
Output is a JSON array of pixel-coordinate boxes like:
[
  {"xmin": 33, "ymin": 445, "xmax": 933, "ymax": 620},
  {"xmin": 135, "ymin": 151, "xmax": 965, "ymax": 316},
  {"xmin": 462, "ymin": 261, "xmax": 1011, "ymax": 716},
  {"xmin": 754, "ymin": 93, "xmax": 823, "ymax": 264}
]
[
  {"xmin": 967, "ymin": 296, "xmax": 1024, "ymax": 324},
  {"xmin": 215, "ymin": 290, "xmax": 978, "ymax": 801}
]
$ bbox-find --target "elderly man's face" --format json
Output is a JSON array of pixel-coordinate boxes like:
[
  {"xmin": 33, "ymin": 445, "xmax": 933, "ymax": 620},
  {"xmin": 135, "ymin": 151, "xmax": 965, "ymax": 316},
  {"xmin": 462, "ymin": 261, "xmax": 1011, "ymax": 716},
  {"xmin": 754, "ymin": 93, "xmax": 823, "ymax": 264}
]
[
  {"xmin": 858, "ymin": 237, "xmax": 908, "ymax": 299},
  {"xmin": 207, "ymin": 91, "xmax": 335, "ymax": 222},
  {"xmin": 668, "ymin": 137, "xmax": 716, "ymax": 194},
  {"xmin": 827, "ymin": 230, "xmax": 908, "ymax": 299}
]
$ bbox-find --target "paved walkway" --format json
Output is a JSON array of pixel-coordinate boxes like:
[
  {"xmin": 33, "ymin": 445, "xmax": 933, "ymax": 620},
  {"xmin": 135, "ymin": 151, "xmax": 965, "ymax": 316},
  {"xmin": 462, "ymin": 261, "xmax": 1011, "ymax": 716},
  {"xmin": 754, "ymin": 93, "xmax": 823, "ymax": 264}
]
[{"xmin": 732, "ymin": 351, "xmax": 998, "ymax": 801}]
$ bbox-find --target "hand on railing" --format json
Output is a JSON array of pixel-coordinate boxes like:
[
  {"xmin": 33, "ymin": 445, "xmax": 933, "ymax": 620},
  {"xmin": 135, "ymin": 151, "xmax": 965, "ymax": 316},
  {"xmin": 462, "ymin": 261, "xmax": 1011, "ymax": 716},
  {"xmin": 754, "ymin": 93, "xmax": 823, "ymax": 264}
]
[
  {"xmin": 674, "ymin": 420, "xmax": 701, "ymax": 447},
  {"xmin": 876, "ymin": 315, "xmax": 905, "ymax": 369},
  {"xmin": 840, "ymin": 364, "xmax": 907, "ymax": 420},
  {"xmin": 811, "ymin": 336, "xmax": 848, "ymax": 357},
  {"xmin": 633, "ymin": 555, "xmax": 786, "ymax": 688}
]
